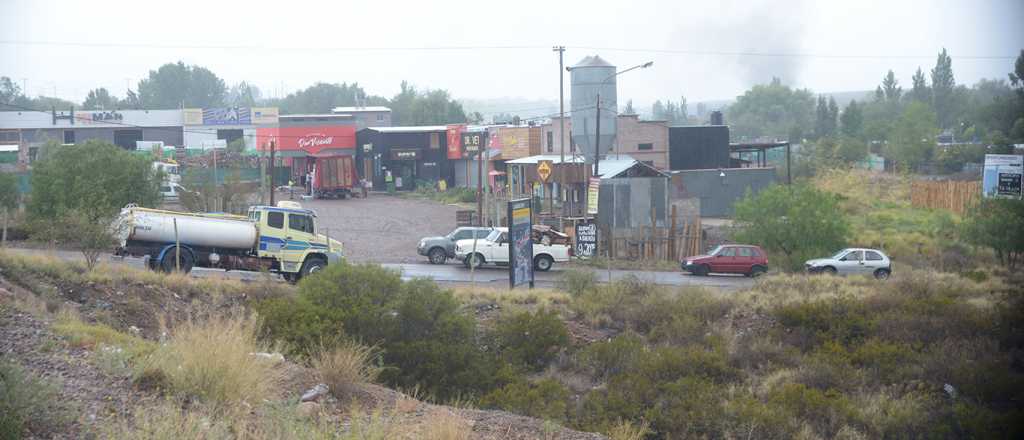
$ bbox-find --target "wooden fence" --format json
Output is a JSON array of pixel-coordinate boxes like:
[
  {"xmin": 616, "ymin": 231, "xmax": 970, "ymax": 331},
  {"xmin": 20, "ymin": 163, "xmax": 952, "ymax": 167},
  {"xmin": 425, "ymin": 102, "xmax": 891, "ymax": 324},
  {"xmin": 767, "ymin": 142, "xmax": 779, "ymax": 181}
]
[
  {"xmin": 910, "ymin": 180, "xmax": 980, "ymax": 215},
  {"xmin": 604, "ymin": 206, "xmax": 703, "ymax": 262}
]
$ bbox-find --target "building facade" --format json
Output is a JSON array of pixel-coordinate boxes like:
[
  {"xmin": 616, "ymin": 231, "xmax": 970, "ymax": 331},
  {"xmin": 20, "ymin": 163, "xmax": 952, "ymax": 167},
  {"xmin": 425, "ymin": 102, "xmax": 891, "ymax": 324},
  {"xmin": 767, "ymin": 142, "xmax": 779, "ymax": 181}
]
[
  {"xmin": 541, "ymin": 115, "xmax": 669, "ymax": 169},
  {"xmin": 331, "ymin": 106, "xmax": 392, "ymax": 129},
  {"xmin": 356, "ymin": 126, "xmax": 450, "ymax": 191},
  {"xmin": 182, "ymin": 107, "xmax": 279, "ymax": 151},
  {"xmin": 0, "ymin": 109, "xmax": 183, "ymax": 169}
]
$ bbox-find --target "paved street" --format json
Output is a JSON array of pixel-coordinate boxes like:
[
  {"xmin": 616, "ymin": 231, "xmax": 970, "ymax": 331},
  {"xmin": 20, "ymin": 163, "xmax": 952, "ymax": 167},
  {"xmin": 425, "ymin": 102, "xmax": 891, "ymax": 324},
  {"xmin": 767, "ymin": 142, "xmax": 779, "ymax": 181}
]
[{"xmin": 1, "ymin": 247, "xmax": 754, "ymax": 291}]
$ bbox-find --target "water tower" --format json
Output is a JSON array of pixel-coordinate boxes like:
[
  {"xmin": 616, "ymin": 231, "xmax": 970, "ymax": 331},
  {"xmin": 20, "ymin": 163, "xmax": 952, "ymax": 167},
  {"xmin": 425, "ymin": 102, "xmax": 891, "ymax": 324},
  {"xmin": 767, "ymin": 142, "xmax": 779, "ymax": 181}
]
[{"xmin": 570, "ymin": 55, "xmax": 617, "ymax": 164}]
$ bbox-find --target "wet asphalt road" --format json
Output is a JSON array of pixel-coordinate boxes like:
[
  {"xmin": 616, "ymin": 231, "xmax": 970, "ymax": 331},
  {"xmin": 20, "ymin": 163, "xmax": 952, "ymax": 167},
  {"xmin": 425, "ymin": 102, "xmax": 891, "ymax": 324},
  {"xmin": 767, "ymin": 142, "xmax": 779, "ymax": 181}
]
[{"xmin": 2, "ymin": 248, "xmax": 754, "ymax": 291}]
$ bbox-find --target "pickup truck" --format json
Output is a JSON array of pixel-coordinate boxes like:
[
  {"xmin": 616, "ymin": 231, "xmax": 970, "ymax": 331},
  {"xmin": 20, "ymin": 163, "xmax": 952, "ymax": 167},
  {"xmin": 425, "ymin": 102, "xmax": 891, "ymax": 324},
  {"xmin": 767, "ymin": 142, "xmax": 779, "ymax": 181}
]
[{"xmin": 453, "ymin": 227, "xmax": 570, "ymax": 271}]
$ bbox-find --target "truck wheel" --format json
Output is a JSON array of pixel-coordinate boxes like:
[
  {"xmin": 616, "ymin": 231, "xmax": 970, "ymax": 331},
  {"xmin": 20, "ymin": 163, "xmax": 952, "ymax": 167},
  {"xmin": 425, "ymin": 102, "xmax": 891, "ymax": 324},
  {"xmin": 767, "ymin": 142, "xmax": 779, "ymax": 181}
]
[
  {"xmin": 428, "ymin": 247, "xmax": 447, "ymax": 265},
  {"xmin": 465, "ymin": 253, "xmax": 484, "ymax": 269},
  {"xmin": 534, "ymin": 255, "xmax": 553, "ymax": 272},
  {"xmin": 282, "ymin": 273, "xmax": 297, "ymax": 283},
  {"xmin": 160, "ymin": 246, "xmax": 193, "ymax": 274},
  {"xmin": 300, "ymin": 258, "xmax": 326, "ymax": 279}
]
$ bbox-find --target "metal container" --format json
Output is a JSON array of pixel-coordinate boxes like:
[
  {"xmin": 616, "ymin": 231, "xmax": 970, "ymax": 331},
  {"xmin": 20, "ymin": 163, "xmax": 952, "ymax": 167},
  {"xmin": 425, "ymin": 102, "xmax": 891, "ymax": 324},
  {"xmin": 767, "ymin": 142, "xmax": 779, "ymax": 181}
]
[
  {"xmin": 116, "ymin": 207, "xmax": 258, "ymax": 250},
  {"xmin": 570, "ymin": 55, "xmax": 617, "ymax": 163}
]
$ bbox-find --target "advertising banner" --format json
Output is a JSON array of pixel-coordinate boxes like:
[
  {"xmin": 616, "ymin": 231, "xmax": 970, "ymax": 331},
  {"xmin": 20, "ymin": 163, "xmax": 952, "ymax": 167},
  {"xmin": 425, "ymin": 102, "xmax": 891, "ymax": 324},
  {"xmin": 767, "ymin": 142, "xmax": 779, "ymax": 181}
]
[
  {"xmin": 183, "ymin": 108, "xmax": 204, "ymax": 125},
  {"xmin": 255, "ymin": 126, "xmax": 356, "ymax": 155},
  {"xmin": 574, "ymin": 221, "xmax": 597, "ymax": 259},
  {"xmin": 983, "ymin": 154, "xmax": 1023, "ymax": 199},
  {"xmin": 251, "ymin": 107, "xmax": 280, "ymax": 125},
  {"xmin": 203, "ymin": 107, "xmax": 251, "ymax": 125},
  {"xmin": 587, "ymin": 177, "xmax": 601, "ymax": 215},
  {"xmin": 446, "ymin": 124, "xmax": 465, "ymax": 159},
  {"xmin": 462, "ymin": 131, "xmax": 486, "ymax": 155},
  {"xmin": 508, "ymin": 198, "xmax": 534, "ymax": 289}
]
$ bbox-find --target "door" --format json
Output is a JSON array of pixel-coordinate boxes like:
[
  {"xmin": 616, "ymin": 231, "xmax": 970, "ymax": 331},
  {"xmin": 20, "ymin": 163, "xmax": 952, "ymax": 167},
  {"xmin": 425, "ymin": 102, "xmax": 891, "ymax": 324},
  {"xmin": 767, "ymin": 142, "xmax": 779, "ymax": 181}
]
[
  {"xmin": 281, "ymin": 212, "xmax": 317, "ymax": 271},
  {"xmin": 491, "ymin": 231, "xmax": 510, "ymax": 263},
  {"xmin": 736, "ymin": 247, "xmax": 755, "ymax": 272},
  {"xmin": 712, "ymin": 246, "xmax": 737, "ymax": 273},
  {"xmin": 836, "ymin": 250, "xmax": 865, "ymax": 275},
  {"xmin": 863, "ymin": 250, "xmax": 886, "ymax": 273}
]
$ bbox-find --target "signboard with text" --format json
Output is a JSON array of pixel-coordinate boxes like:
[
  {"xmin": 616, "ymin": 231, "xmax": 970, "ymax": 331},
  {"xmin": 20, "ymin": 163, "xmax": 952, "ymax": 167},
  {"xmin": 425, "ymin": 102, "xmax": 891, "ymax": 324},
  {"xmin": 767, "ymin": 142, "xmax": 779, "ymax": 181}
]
[
  {"xmin": 462, "ymin": 131, "xmax": 487, "ymax": 156},
  {"xmin": 983, "ymin": 154, "xmax": 1023, "ymax": 199},
  {"xmin": 586, "ymin": 177, "xmax": 600, "ymax": 215},
  {"xmin": 574, "ymin": 221, "xmax": 597, "ymax": 259},
  {"xmin": 446, "ymin": 124, "xmax": 465, "ymax": 159},
  {"xmin": 508, "ymin": 198, "xmax": 534, "ymax": 289},
  {"xmin": 203, "ymin": 107, "xmax": 251, "ymax": 125},
  {"xmin": 255, "ymin": 126, "xmax": 356, "ymax": 154}
]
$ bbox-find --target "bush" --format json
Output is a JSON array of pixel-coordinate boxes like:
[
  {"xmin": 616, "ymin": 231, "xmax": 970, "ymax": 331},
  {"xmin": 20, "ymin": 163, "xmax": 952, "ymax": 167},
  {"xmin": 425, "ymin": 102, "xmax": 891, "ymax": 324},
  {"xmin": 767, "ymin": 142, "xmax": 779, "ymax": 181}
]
[
  {"xmin": 0, "ymin": 360, "xmax": 69, "ymax": 440},
  {"xmin": 313, "ymin": 339, "xmax": 382, "ymax": 400},
  {"xmin": 558, "ymin": 268, "xmax": 598, "ymax": 297},
  {"xmin": 767, "ymin": 382, "xmax": 860, "ymax": 438},
  {"xmin": 494, "ymin": 308, "xmax": 569, "ymax": 371},
  {"xmin": 577, "ymin": 332, "xmax": 645, "ymax": 379},
  {"xmin": 255, "ymin": 296, "xmax": 339, "ymax": 358},
  {"xmin": 480, "ymin": 377, "xmax": 571, "ymax": 422},
  {"xmin": 140, "ymin": 313, "xmax": 283, "ymax": 411}
]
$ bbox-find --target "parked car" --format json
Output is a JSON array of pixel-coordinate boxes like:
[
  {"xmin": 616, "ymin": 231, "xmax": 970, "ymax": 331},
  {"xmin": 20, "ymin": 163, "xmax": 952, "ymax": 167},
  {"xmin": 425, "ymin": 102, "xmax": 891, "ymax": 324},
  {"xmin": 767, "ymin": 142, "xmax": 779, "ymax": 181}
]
[
  {"xmin": 805, "ymin": 248, "xmax": 892, "ymax": 279},
  {"xmin": 417, "ymin": 227, "xmax": 492, "ymax": 264},
  {"xmin": 454, "ymin": 227, "xmax": 570, "ymax": 271},
  {"xmin": 160, "ymin": 182, "xmax": 187, "ymax": 203},
  {"xmin": 682, "ymin": 244, "xmax": 768, "ymax": 277}
]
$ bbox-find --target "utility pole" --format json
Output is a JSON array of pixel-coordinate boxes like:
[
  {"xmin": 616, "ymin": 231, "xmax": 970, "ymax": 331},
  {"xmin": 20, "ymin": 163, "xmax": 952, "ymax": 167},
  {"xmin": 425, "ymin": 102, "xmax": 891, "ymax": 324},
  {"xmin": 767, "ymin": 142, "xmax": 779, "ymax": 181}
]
[
  {"xmin": 553, "ymin": 46, "xmax": 566, "ymax": 223},
  {"xmin": 269, "ymin": 140, "xmax": 276, "ymax": 206},
  {"xmin": 476, "ymin": 144, "xmax": 484, "ymax": 226},
  {"xmin": 594, "ymin": 93, "xmax": 601, "ymax": 178}
]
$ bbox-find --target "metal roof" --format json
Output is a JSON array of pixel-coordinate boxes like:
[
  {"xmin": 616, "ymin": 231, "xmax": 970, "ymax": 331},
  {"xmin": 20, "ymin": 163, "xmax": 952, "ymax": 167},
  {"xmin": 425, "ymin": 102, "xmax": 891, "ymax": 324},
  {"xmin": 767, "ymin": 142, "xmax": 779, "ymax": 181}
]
[
  {"xmin": 0, "ymin": 144, "xmax": 18, "ymax": 152},
  {"xmin": 0, "ymin": 109, "xmax": 183, "ymax": 129},
  {"xmin": 367, "ymin": 126, "xmax": 449, "ymax": 133},
  {"xmin": 504, "ymin": 154, "xmax": 587, "ymax": 165},
  {"xmin": 331, "ymin": 106, "xmax": 391, "ymax": 113},
  {"xmin": 572, "ymin": 55, "xmax": 614, "ymax": 68}
]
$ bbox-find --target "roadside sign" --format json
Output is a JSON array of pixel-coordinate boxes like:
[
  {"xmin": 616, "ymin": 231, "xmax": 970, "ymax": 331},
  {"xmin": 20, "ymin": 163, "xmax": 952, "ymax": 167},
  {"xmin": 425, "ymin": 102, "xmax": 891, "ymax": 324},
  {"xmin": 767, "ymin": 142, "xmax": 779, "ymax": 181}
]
[
  {"xmin": 586, "ymin": 177, "xmax": 600, "ymax": 215},
  {"xmin": 508, "ymin": 198, "xmax": 534, "ymax": 289},
  {"xmin": 462, "ymin": 132, "xmax": 486, "ymax": 155},
  {"xmin": 537, "ymin": 160, "xmax": 553, "ymax": 182},
  {"xmin": 983, "ymin": 154, "xmax": 1023, "ymax": 199},
  {"xmin": 574, "ymin": 221, "xmax": 597, "ymax": 259}
]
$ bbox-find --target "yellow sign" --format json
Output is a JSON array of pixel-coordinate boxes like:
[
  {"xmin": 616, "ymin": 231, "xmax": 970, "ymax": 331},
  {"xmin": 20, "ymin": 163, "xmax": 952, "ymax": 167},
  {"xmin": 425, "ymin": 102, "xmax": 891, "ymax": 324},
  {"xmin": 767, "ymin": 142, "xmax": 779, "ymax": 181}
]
[
  {"xmin": 587, "ymin": 177, "xmax": 600, "ymax": 215},
  {"xmin": 537, "ymin": 160, "xmax": 552, "ymax": 182}
]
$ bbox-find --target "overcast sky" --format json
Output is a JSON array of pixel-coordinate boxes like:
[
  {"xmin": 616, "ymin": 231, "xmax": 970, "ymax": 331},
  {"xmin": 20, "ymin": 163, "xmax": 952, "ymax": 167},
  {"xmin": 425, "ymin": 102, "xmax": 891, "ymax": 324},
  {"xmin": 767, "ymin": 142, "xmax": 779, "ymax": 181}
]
[{"xmin": 2, "ymin": 0, "xmax": 1022, "ymax": 109}]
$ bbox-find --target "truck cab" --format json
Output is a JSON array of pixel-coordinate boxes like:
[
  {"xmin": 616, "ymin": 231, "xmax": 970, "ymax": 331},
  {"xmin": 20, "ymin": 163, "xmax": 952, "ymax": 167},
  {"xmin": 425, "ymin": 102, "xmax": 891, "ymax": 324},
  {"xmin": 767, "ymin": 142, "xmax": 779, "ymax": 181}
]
[{"xmin": 247, "ymin": 203, "xmax": 343, "ymax": 281}]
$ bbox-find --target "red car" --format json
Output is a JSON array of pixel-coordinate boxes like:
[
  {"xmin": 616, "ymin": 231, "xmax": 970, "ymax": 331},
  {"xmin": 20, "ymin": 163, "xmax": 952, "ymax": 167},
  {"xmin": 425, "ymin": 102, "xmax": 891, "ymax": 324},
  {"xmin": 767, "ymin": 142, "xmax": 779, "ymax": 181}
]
[{"xmin": 682, "ymin": 244, "xmax": 768, "ymax": 277}]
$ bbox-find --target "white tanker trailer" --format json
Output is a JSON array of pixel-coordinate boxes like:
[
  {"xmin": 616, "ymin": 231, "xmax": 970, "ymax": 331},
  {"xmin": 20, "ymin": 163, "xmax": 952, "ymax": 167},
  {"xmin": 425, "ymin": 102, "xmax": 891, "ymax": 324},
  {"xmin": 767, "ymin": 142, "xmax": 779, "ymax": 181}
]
[{"xmin": 113, "ymin": 202, "xmax": 343, "ymax": 281}]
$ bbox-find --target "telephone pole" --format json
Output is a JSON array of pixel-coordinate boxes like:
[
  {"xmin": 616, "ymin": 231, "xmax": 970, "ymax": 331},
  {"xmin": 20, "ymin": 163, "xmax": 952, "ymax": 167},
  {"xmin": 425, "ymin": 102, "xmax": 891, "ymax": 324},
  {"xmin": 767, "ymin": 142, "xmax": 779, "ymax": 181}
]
[{"xmin": 553, "ymin": 46, "xmax": 566, "ymax": 222}]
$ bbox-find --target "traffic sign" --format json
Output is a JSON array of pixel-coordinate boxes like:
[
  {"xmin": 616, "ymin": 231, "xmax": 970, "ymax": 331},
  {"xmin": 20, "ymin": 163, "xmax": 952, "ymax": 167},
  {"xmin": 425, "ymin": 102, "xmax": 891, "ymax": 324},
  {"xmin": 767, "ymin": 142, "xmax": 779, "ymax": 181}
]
[{"xmin": 537, "ymin": 160, "xmax": 553, "ymax": 182}]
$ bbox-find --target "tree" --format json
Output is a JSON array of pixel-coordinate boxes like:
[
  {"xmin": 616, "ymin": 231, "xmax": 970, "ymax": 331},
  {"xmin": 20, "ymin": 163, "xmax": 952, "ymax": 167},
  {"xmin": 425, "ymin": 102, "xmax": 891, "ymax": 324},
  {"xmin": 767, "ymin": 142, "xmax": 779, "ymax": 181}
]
[
  {"xmin": 651, "ymin": 100, "xmax": 665, "ymax": 121},
  {"xmin": 907, "ymin": 67, "xmax": 930, "ymax": 103},
  {"xmin": 732, "ymin": 184, "xmax": 850, "ymax": 271},
  {"xmin": 390, "ymin": 82, "xmax": 467, "ymax": 125},
  {"xmin": 28, "ymin": 140, "xmax": 161, "ymax": 223},
  {"xmin": 44, "ymin": 212, "xmax": 119, "ymax": 270},
  {"xmin": 885, "ymin": 102, "xmax": 938, "ymax": 171},
  {"xmin": 961, "ymin": 198, "xmax": 1024, "ymax": 269},
  {"xmin": 814, "ymin": 96, "xmax": 829, "ymax": 138},
  {"xmin": 83, "ymin": 88, "xmax": 117, "ymax": 110},
  {"xmin": 931, "ymin": 48, "xmax": 957, "ymax": 128},
  {"xmin": 726, "ymin": 78, "xmax": 815, "ymax": 141},
  {"xmin": 623, "ymin": 100, "xmax": 636, "ymax": 115},
  {"xmin": 881, "ymin": 70, "xmax": 902, "ymax": 101},
  {"xmin": 0, "ymin": 172, "xmax": 17, "ymax": 246},
  {"xmin": 840, "ymin": 100, "xmax": 864, "ymax": 138},
  {"xmin": 137, "ymin": 61, "xmax": 226, "ymax": 109},
  {"xmin": 827, "ymin": 97, "xmax": 839, "ymax": 136},
  {"xmin": 275, "ymin": 82, "xmax": 382, "ymax": 114},
  {"xmin": 0, "ymin": 77, "xmax": 21, "ymax": 104},
  {"xmin": 225, "ymin": 82, "xmax": 261, "ymax": 107}
]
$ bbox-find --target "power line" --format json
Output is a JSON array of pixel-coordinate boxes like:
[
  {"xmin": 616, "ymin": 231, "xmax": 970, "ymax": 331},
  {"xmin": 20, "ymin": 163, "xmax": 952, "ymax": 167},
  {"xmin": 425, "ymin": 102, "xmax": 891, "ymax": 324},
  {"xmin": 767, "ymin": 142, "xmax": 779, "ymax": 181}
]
[{"xmin": 1, "ymin": 39, "xmax": 1016, "ymax": 60}]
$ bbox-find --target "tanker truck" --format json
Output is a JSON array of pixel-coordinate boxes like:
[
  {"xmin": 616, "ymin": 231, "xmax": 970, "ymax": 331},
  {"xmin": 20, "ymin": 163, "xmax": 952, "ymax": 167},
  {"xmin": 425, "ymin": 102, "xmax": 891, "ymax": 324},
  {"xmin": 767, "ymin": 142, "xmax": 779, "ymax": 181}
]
[{"xmin": 113, "ymin": 201, "xmax": 343, "ymax": 282}]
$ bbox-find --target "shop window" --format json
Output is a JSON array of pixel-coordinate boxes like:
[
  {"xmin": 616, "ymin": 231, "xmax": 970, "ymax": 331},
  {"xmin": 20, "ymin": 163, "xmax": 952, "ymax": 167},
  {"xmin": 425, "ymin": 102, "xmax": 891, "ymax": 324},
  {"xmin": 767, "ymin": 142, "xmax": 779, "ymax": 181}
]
[
  {"xmin": 0, "ymin": 130, "xmax": 19, "ymax": 143},
  {"xmin": 430, "ymin": 133, "xmax": 440, "ymax": 149},
  {"xmin": 267, "ymin": 212, "xmax": 284, "ymax": 229},
  {"xmin": 376, "ymin": 113, "xmax": 384, "ymax": 121},
  {"xmin": 638, "ymin": 142, "xmax": 653, "ymax": 151},
  {"xmin": 546, "ymin": 131, "xmax": 553, "ymax": 153},
  {"xmin": 63, "ymin": 130, "xmax": 75, "ymax": 145}
]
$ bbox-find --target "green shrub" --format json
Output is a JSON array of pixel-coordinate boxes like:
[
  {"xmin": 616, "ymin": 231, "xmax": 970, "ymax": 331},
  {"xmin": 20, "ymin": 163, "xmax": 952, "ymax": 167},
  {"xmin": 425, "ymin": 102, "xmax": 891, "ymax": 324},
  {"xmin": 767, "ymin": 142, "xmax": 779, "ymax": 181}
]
[
  {"xmin": 254, "ymin": 296, "xmax": 338, "ymax": 358},
  {"xmin": 1, "ymin": 360, "xmax": 69, "ymax": 439},
  {"xmin": 558, "ymin": 269, "xmax": 598, "ymax": 297},
  {"xmin": 494, "ymin": 308, "xmax": 569, "ymax": 371},
  {"xmin": 767, "ymin": 382, "xmax": 861, "ymax": 438},
  {"xmin": 774, "ymin": 297, "xmax": 874, "ymax": 349},
  {"xmin": 480, "ymin": 377, "xmax": 571, "ymax": 422},
  {"xmin": 577, "ymin": 333, "xmax": 645, "ymax": 379}
]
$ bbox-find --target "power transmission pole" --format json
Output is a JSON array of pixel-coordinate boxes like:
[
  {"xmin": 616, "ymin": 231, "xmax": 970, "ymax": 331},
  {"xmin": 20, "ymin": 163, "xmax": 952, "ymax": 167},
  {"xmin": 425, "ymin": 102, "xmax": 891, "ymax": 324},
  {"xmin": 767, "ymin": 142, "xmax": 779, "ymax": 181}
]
[{"xmin": 553, "ymin": 46, "xmax": 566, "ymax": 223}]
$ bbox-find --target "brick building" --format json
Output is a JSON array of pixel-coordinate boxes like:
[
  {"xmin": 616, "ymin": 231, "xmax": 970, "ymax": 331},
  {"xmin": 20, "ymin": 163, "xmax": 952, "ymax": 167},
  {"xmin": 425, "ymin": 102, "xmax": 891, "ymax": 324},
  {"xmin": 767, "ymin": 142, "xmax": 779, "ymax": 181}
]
[{"xmin": 540, "ymin": 115, "xmax": 669, "ymax": 169}]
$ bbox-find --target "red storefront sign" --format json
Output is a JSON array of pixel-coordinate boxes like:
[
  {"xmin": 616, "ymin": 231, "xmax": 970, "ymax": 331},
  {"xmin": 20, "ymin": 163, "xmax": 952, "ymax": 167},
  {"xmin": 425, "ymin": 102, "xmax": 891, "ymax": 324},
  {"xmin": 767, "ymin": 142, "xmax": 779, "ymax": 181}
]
[
  {"xmin": 446, "ymin": 124, "xmax": 465, "ymax": 159},
  {"xmin": 256, "ymin": 126, "xmax": 356, "ymax": 155}
]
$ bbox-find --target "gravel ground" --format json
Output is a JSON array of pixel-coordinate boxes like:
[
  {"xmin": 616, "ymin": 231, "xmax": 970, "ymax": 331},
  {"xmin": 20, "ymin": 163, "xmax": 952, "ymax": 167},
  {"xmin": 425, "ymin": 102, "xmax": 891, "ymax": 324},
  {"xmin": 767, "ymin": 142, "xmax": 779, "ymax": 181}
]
[{"xmin": 299, "ymin": 193, "xmax": 464, "ymax": 264}]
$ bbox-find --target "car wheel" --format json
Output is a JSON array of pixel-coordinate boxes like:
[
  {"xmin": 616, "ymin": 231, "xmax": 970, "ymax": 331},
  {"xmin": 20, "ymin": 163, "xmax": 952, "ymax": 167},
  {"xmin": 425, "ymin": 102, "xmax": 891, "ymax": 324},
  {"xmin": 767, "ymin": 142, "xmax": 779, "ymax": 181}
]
[
  {"xmin": 823, "ymin": 266, "xmax": 838, "ymax": 275},
  {"xmin": 300, "ymin": 258, "xmax": 326, "ymax": 279},
  {"xmin": 749, "ymin": 266, "xmax": 766, "ymax": 277},
  {"xmin": 466, "ymin": 253, "xmax": 484, "ymax": 269},
  {"xmin": 534, "ymin": 255, "xmax": 553, "ymax": 272},
  {"xmin": 160, "ymin": 246, "xmax": 193, "ymax": 274},
  {"xmin": 696, "ymin": 264, "xmax": 710, "ymax": 276},
  {"xmin": 428, "ymin": 247, "xmax": 447, "ymax": 265},
  {"xmin": 874, "ymin": 268, "xmax": 891, "ymax": 280}
]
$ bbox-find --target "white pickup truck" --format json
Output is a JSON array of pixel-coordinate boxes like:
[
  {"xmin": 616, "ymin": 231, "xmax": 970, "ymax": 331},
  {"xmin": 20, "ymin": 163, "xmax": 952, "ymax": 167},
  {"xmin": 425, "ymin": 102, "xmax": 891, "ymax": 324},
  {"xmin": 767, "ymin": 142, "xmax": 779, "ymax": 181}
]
[{"xmin": 453, "ymin": 227, "xmax": 570, "ymax": 271}]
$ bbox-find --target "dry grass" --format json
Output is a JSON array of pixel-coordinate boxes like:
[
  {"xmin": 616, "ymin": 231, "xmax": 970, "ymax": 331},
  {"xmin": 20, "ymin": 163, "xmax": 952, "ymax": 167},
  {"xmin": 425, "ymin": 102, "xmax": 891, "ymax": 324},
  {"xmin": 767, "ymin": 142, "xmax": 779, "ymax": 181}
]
[
  {"xmin": 52, "ymin": 309, "xmax": 155, "ymax": 359},
  {"xmin": 607, "ymin": 419, "xmax": 650, "ymax": 440},
  {"xmin": 420, "ymin": 409, "xmax": 472, "ymax": 440},
  {"xmin": 450, "ymin": 284, "xmax": 571, "ymax": 311},
  {"xmin": 140, "ymin": 312, "xmax": 284, "ymax": 411},
  {"xmin": 313, "ymin": 339, "xmax": 382, "ymax": 400}
]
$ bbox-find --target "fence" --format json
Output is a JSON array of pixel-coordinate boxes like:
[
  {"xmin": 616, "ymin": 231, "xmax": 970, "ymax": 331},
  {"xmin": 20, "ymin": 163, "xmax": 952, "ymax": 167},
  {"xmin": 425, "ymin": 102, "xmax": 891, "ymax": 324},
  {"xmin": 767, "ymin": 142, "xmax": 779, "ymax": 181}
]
[
  {"xmin": 603, "ymin": 207, "xmax": 702, "ymax": 261},
  {"xmin": 910, "ymin": 180, "xmax": 979, "ymax": 215}
]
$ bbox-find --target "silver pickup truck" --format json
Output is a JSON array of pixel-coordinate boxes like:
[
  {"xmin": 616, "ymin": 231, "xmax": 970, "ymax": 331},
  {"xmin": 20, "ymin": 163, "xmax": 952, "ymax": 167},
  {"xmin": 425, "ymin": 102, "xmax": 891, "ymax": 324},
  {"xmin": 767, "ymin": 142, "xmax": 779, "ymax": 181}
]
[{"xmin": 417, "ymin": 227, "xmax": 492, "ymax": 264}]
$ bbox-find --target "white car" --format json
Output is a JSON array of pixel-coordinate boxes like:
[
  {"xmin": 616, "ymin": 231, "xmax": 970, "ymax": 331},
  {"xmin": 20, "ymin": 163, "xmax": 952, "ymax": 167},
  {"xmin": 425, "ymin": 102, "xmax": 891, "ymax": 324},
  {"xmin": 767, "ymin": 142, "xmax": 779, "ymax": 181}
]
[
  {"xmin": 160, "ymin": 182, "xmax": 187, "ymax": 202},
  {"xmin": 453, "ymin": 227, "xmax": 570, "ymax": 272},
  {"xmin": 805, "ymin": 248, "xmax": 892, "ymax": 279}
]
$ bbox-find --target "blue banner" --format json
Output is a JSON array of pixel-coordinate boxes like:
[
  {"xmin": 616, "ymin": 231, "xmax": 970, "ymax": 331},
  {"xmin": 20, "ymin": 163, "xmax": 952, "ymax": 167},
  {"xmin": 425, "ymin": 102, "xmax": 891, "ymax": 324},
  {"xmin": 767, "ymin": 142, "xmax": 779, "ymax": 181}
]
[
  {"xmin": 202, "ymin": 107, "xmax": 252, "ymax": 125},
  {"xmin": 508, "ymin": 198, "xmax": 534, "ymax": 288}
]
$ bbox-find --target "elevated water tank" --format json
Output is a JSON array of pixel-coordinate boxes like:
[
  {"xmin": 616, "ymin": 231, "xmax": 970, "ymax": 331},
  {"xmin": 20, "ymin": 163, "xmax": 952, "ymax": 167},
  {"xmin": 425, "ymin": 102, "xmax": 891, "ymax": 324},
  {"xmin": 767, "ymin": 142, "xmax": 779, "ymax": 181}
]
[{"xmin": 570, "ymin": 55, "xmax": 617, "ymax": 163}]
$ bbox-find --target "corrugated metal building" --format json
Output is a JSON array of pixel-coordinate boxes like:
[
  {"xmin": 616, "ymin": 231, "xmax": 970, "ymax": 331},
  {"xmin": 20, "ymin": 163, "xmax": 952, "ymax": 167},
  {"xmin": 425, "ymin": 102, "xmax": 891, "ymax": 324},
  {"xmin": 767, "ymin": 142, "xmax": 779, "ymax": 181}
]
[{"xmin": 668, "ymin": 125, "xmax": 730, "ymax": 170}]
